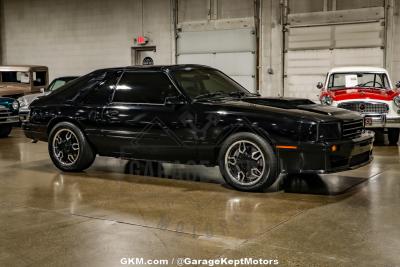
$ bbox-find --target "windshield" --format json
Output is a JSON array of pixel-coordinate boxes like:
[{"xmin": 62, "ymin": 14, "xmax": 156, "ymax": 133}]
[
  {"xmin": 1, "ymin": 71, "xmax": 30, "ymax": 84},
  {"xmin": 171, "ymin": 68, "xmax": 252, "ymax": 100},
  {"xmin": 328, "ymin": 72, "xmax": 391, "ymax": 90},
  {"xmin": 47, "ymin": 77, "xmax": 78, "ymax": 92}
]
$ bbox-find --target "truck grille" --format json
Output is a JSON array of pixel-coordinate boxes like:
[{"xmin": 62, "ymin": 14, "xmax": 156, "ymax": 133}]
[
  {"xmin": 342, "ymin": 119, "xmax": 364, "ymax": 139},
  {"xmin": 0, "ymin": 106, "xmax": 11, "ymax": 121},
  {"xmin": 338, "ymin": 102, "xmax": 389, "ymax": 114}
]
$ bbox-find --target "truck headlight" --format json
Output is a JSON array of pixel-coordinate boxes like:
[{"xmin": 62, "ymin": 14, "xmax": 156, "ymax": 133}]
[
  {"xmin": 318, "ymin": 122, "xmax": 341, "ymax": 141},
  {"xmin": 321, "ymin": 95, "xmax": 333, "ymax": 105},
  {"xmin": 12, "ymin": 100, "xmax": 19, "ymax": 110},
  {"xmin": 18, "ymin": 98, "xmax": 26, "ymax": 108},
  {"xmin": 394, "ymin": 96, "xmax": 400, "ymax": 107}
]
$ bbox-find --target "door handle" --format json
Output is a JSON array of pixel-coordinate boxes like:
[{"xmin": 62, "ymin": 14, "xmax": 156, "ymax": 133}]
[{"xmin": 106, "ymin": 110, "xmax": 119, "ymax": 116}]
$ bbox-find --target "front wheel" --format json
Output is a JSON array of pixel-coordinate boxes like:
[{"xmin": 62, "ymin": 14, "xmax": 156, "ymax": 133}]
[
  {"xmin": 0, "ymin": 125, "xmax": 12, "ymax": 138},
  {"xmin": 218, "ymin": 132, "xmax": 278, "ymax": 192},
  {"xmin": 388, "ymin": 128, "xmax": 400, "ymax": 145},
  {"xmin": 48, "ymin": 122, "xmax": 96, "ymax": 172}
]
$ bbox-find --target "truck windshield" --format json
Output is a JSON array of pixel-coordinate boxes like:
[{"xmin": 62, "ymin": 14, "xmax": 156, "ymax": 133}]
[
  {"xmin": 171, "ymin": 68, "xmax": 252, "ymax": 100},
  {"xmin": 1, "ymin": 71, "xmax": 30, "ymax": 84},
  {"xmin": 328, "ymin": 73, "xmax": 391, "ymax": 90}
]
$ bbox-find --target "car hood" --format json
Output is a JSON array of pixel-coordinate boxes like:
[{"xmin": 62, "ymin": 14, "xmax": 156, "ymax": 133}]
[
  {"xmin": 208, "ymin": 97, "xmax": 361, "ymax": 122},
  {"xmin": 0, "ymin": 97, "xmax": 16, "ymax": 109},
  {"xmin": 327, "ymin": 87, "xmax": 398, "ymax": 101},
  {"xmin": 19, "ymin": 92, "xmax": 48, "ymax": 106}
]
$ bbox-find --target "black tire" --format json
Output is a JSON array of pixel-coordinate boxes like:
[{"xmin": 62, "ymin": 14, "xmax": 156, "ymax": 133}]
[
  {"xmin": 0, "ymin": 125, "xmax": 12, "ymax": 138},
  {"xmin": 218, "ymin": 132, "xmax": 278, "ymax": 192},
  {"xmin": 48, "ymin": 122, "xmax": 96, "ymax": 172},
  {"xmin": 372, "ymin": 129, "xmax": 385, "ymax": 145},
  {"xmin": 388, "ymin": 128, "xmax": 400, "ymax": 146}
]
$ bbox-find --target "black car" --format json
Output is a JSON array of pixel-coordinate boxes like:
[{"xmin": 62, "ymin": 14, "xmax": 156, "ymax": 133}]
[{"xmin": 23, "ymin": 65, "xmax": 374, "ymax": 191}]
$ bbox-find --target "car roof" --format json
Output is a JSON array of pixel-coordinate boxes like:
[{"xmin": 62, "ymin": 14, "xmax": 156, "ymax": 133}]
[
  {"xmin": 329, "ymin": 66, "xmax": 388, "ymax": 73},
  {"xmin": 53, "ymin": 76, "xmax": 79, "ymax": 80},
  {"xmin": 0, "ymin": 65, "xmax": 48, "ymax": 72},
  {"xmin": 96, "ymin": 64, "xmax": 215, "ymax": 73}
]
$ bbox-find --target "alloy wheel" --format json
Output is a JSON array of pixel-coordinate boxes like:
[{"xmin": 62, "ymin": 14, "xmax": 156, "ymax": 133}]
[
  {"xmin": 52, "ymin": 129, "xmax": 80, "ymax": 166},
  {"xmin": 224, "ymin": 140, "xmax": 267, "ymax": 186}
]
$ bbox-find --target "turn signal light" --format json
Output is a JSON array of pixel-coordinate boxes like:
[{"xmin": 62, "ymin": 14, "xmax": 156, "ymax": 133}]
[
  {"xmin": 276, "ymin": 145, "xmax": 298, "ymax": 150},
  {"xmin": 331, "ymin": 145, "xmax": 338, "ymax": 152}
]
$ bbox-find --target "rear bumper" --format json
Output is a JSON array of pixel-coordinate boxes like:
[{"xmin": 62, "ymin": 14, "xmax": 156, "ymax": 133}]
[
  {"xmin": 22, "ymin": 122, "xmax": 47, "ymax": 141},
  {"xmin": 278, "ymin": 131, "xmax": 374, "ymax": 174}
]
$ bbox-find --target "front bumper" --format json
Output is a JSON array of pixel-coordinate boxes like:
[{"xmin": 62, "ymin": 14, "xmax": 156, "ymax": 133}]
[
  {"xmin": 22, "ymin": 122, "xmax": 48, "ymax": 141},
  {"xmin": 19, "ymin": 109, "xmax": 30, "ymax": 122},
  {"xmin": 278, "ymin": 131, "xmax": 374, "ymax": 174},
  {"xmin": 364, "ymin": 115, "xmax": 400, "ymax": 128},
  {"xmin": 0, "ymin": 115, "xmax": 19, "ymax": 125}
]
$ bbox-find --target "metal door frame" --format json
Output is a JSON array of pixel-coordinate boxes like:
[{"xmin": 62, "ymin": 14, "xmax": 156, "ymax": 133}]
[{"xmin": 131, "ymin": 46, "xmax": 157, "ymax": 66}]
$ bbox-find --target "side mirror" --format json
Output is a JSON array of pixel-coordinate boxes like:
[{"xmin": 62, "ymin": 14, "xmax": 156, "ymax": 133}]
[
  {"xmin": 316, "ymin": 82, "xmax": 324, "ymax": 90},
  {"xmin": 40, "ymin": 88, "xmax": 45, "ymax": 93},
  {"xmin": 165, "ymin": 95, "xmax": 186, "ymax": 105},
  {"xmin": 396, "ymin": 81, "xmax": 400, "ymax": 89}
]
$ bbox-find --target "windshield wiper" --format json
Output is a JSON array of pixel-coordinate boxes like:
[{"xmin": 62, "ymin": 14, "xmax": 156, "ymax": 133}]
[
  {"xmin": 194, "ymin": 91, "xmax": 226, "ymax": 101},
  {"xmin": 228, "ymin": 91, "xmax": 260, "ymax": 98}
]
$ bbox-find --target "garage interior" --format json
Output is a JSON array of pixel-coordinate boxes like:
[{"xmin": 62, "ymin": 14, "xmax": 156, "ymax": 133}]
[{"xmin": 1, "ymin": 0, "xmax": 400, "ymax": 266}]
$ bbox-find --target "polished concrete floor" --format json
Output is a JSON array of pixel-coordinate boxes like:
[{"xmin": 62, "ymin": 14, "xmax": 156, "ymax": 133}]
[{"xmin": 0, "ymin": 129, "xmax": 399, "ymax": 267}]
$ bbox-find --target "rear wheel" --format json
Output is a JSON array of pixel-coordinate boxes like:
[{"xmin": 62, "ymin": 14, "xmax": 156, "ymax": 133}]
[
  {"xmin": 0, "ymin": 125, "xmax": 12, "ymax": 138},
  {"xmin": 388, "ymin": 128, "xmax": 400, "ymax": 146},
  {"xmin": 218, "ymin": 132, "xmax": 278, "ymax": 192},
  {"xmin": 48, "ymin": 122, "xmax": 96, "ymax": 172}
]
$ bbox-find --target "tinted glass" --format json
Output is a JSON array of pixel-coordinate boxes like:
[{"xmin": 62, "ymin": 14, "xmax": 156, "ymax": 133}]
[
  {"xmin": 82, "ymin": 71, "xmax": 122, "ymax": 105},
  {"xmin": 171, "ymin": 69, "xmax": 250, "ymax": 99},
  {"xmin": 113, "ymin": 72, "xmax": 178, "ymax": 104}
]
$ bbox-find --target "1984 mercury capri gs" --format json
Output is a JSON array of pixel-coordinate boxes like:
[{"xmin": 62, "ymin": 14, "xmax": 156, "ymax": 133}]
[
  {"xmin": 23, "ymin": 65, "xmax": 374, "ymax": 191},
  {"xmin": 318, "ymin": 67, "xmax": 400, "ymax": 145}
]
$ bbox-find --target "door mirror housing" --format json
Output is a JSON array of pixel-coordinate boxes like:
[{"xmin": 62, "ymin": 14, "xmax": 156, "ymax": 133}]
[
  {"xmin": 40, "ymin": 88, "xmax": 45, "ymax": 93},
  {"xmin": 165, "ymin": 95, "xmax": 186, "ymax": 105},
  {"xmin": 316, "ymin": 82, "xmax": 324, "ymax": 90}
]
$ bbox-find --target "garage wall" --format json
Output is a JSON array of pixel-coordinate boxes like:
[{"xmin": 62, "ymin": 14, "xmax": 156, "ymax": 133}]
[
  {"xmin": 259, "ymin": 0, "xmax": 284, "ymax": 97},
  {"xmin": 0, "ymin": 0, "xmax": 173, "ymax": 81},
  {"xmin": 176, "ymin": 0, "xmax": 257, "ymax": 92}
]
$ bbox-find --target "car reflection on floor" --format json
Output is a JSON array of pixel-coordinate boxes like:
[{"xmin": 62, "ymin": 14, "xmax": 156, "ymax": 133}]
[{"xmin": 123, "ymin": 160, "xmax": 369, "ymax": 195}]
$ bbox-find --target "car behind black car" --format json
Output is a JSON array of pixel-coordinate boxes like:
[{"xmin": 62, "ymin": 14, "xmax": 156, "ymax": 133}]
[{"xmin": 23, "ymin": 65, "xmax": 374, "ymax": 192}]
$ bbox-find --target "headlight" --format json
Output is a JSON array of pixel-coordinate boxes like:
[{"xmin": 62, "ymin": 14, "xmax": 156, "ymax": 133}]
[
  {"xmin": 299, "ymin": 122, "xmax": 318, "ymax": 142},
  {"xmin": 321, "ymin": 95, "xmax": 333, "ymax": 105},
  {"xmin": 318, "ymin": 122, "xmax": 341, "ymax": 141},
  {"xmin": 394, "ymin": 96, "xmax": 400, "ymax": 107},
  {"xmin": 12, "ymin": 100, "xmax": 19, "ymax": 110},
  {"xmin": 18, "ymin": 99, "xmax": 26, "ymax": 107}
]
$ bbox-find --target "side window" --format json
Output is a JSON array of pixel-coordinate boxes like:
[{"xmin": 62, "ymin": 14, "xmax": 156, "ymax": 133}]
[
  {"xmin": 113, "ymin": 72, "xmax": 178, "ymax": 104},
  {"xmin": 82, "ymin": 71, "xmax": 122, "ymax": 105}
]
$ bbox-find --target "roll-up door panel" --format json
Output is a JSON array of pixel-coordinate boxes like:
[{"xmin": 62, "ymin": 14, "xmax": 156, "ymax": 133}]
[
  {"xmin": 285, "ymin": 47, "xmax": 384, "ymax": 101},
  {"xmin": 177, "ymin": 28, "xmax": 257, "ymax": 92},
  {"xmin": 177, "ymin": 28, "xmax": 256, "ymax": 55}
]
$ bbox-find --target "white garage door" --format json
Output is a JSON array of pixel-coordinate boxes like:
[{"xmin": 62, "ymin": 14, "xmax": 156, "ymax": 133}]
[
  {"xmin": 177, "ymin": 28, "xmax": 257, "ymax": 93},
  {"xmin": 284, "ymin": 21, "xmax": 385, "ymax": 101}
]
